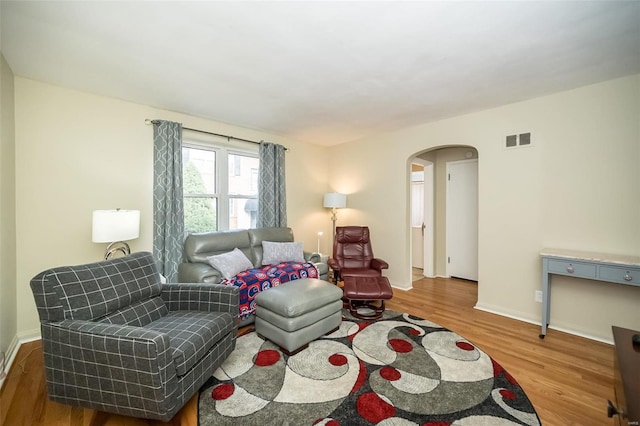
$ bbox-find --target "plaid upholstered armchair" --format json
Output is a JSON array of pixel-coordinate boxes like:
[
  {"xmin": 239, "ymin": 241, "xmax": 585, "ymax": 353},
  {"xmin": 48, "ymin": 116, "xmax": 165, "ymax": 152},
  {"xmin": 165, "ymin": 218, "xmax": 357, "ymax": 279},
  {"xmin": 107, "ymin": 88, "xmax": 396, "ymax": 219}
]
[{"xmin": 30, "ymin": 252, "xmax": 239, "ymax": 421}]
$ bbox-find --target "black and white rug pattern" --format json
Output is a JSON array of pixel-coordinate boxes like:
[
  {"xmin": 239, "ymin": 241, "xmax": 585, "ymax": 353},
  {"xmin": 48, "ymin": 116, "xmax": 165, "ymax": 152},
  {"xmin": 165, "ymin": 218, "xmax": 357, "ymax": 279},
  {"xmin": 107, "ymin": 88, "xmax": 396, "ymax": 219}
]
[{"xmin": 199, "ymin": 310, "xmax": 540, "ymax": 425}]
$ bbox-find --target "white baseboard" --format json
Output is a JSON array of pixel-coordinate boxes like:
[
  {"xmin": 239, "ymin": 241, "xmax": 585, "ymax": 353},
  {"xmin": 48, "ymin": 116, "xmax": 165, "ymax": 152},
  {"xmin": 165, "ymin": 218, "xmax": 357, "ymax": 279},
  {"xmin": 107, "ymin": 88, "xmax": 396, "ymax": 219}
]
[
  {"xmin": 474, "ymin": 302, "xmax": 613, "ymax": 345},
  {"xmin": 0, "ymin": 335, "xmax": 19, "ymax": 391},
  {"xmin": 391, "ymin": 283, "xmax": 413, "ymax": 291},
  {"xmin": 0, "ymin": 328, "xmax": 42, "ymax": 391},
  {"xmin": 544, "ymin": 324, "xmax": 613, "ymax": 345}
]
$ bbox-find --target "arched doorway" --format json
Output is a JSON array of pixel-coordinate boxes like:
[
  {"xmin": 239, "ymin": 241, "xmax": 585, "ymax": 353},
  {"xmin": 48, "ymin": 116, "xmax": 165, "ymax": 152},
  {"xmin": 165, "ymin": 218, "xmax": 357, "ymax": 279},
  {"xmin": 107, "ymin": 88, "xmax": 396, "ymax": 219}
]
[{"xmin": 409, "ymin": 146, "xmax": 479, "ymax": 283}]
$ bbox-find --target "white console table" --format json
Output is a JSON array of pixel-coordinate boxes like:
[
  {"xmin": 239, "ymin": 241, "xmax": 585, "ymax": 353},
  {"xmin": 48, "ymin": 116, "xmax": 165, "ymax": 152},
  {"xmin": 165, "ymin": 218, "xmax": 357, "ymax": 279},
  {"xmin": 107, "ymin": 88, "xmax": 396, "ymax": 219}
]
[{"xmin": 539, "ymin": 248, "xmax": 640, "ymax": 338}]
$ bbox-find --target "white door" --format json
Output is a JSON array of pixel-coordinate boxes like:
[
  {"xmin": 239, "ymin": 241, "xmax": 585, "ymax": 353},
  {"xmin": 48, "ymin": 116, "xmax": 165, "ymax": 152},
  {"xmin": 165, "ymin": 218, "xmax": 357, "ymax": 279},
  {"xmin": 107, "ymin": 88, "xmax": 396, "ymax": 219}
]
[
  {"xmin": 411, "ymin": 170, "xmax": 424, "ymax": 268},
  {"xmin": 446, "ymin": 159, "xmax": 478, "ymax": 281},
  {"xmin": 423, "ymin": 163, "xmax": 434, "ymax": 277}
]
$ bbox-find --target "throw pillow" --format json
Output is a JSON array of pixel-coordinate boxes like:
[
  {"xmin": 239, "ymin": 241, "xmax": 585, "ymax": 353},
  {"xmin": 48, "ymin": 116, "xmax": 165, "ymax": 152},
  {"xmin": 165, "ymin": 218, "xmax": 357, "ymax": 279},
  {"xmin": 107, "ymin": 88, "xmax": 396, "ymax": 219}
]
[
  {"xmin": 262, "ymin": 241, "xmax": 305, "ymax": 265},
  {"xmin": 207, "ymin": 248, "xmax": 254, "ymax": 280}
]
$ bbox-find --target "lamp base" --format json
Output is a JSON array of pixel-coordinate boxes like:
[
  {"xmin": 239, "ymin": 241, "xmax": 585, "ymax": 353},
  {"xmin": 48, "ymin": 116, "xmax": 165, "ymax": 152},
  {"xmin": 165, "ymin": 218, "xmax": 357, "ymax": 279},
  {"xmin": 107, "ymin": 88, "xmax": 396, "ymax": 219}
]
[{"xmin": 104, "ymin": 241, "xmax": 131, "ymax": 260}]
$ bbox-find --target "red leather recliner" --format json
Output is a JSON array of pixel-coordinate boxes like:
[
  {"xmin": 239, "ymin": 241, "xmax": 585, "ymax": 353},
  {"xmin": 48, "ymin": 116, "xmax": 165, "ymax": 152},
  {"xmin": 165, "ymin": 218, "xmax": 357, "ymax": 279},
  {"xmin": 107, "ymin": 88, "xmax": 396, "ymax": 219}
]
[{"xmin": 328, "ymin": 226, "xmax": 389, "ymax": 283}]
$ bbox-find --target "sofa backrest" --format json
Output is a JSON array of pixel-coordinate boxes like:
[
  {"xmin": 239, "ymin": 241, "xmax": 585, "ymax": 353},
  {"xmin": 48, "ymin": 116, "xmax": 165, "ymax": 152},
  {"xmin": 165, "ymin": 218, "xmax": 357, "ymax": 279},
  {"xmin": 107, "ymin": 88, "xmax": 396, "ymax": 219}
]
[
  {"xmin": 183, "ymin": 227, "xmax": 295, "ymax": 267},
  {"xmin": 30, "ymin": 252, "xmax": 165, "ymax": 325},
  {"xmin": 183, "ymin": 229, "xmax": 252, "ymax": 264},
  {"xmin": 248, "ymin": 227, "xmax": 294, "ymax": 265}
]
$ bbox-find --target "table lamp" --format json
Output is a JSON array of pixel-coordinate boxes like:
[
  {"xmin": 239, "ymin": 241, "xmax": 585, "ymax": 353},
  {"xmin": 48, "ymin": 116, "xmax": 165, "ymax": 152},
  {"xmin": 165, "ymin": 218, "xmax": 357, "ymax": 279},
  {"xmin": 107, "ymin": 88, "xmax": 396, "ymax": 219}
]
[{"xmin": 92, "ymin": 209, "xmax": 140, "ymax": 259}]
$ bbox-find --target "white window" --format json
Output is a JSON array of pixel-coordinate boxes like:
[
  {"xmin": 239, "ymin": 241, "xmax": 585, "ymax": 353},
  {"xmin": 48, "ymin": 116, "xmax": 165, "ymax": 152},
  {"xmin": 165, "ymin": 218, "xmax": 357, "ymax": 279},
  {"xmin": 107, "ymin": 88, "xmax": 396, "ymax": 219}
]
[{"xmin": 182, "ymin": 141, "xmax": 258, "ymax": 234}]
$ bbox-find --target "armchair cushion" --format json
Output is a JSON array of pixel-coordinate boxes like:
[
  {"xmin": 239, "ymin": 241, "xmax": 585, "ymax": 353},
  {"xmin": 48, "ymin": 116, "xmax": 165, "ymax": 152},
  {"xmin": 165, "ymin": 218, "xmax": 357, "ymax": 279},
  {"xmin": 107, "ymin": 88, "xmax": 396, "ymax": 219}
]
[
  {"xmin": 99, "ymin": 297, "xmax": 168, "ymax": 327},
  {"xmin": 145, "ymin": 311, "xmax": 235, "ymax": 376}
]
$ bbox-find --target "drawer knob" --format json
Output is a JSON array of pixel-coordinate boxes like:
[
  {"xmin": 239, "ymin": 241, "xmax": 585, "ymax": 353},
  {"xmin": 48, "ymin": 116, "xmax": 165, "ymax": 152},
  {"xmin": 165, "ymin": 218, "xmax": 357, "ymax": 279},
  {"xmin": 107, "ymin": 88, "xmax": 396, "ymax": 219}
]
[
  {"xmin": 624, "ymin": 273, "xmax": 633, "ymax": 282},
  {"xmin": 566, "ymin": 265, "xmax": 574, "ymax": 274}
]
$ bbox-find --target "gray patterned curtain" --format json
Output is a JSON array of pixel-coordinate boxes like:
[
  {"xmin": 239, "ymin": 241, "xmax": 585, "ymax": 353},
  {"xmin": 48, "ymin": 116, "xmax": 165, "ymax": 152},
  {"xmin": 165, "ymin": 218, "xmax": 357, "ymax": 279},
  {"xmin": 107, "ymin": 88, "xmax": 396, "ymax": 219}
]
[
  {"xmin": 152, "ymin": 120, "xmax": 184, "ymax": 282},
  {"xmin": 257, "ymin": 142, "xmax": 287, "ymax": 228}
]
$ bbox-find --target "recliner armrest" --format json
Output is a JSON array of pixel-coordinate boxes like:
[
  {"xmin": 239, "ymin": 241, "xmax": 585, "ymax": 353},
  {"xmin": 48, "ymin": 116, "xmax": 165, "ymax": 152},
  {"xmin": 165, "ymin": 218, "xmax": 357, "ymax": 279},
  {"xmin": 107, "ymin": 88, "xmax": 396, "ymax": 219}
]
[
  {"xmin": 371, "ymin": 258, "xmax": 389, "ymax": 271},
  {"xmin": 161, "ymin": 283, "xmax": 239, "ymax": 316},
  {"xmin": 328, "ymin": 258, "xmax": 340, "ymax": 270}
]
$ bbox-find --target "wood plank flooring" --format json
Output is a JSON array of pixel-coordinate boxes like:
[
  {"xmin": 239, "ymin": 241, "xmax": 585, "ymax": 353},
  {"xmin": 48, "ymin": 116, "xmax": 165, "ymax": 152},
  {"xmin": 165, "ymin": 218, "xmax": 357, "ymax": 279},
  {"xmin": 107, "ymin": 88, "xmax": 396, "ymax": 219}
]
[{"xmin": 0, "ymin": 277, "xmax": 615, "ymax": 425}]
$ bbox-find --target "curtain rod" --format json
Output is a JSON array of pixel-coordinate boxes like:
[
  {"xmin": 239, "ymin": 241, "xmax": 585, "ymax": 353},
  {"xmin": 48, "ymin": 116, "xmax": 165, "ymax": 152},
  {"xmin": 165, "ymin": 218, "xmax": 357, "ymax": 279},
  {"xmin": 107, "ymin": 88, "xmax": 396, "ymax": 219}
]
[{"xmin": 145, "ymin": 119, "xmax": 287, "ymax": 150}]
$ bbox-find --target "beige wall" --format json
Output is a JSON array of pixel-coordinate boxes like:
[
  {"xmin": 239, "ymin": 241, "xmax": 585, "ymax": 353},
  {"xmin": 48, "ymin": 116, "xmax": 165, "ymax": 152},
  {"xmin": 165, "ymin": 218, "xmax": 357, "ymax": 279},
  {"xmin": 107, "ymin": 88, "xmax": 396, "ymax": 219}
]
[
  {"xmin": 8, "ymin": 73, "xmax": 640, "ymax": 343},
  {"xmin": 13, "ymin": 78, "xmax": 330, "ymax": 337},
  {"xmin": 331, "ymin": 74, "xmax": 640, "ymax": 341},
  {"xmin": 0, "ymin": 53, "xmax": 17, "ymax": 357}
]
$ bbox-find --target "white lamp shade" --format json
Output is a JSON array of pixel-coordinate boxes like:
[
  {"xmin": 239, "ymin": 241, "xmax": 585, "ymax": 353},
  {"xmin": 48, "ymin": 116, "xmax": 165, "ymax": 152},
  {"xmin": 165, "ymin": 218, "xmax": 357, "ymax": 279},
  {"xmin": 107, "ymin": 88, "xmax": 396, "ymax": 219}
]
[
  {"xmin": 92, "ymin": 210, "xmax": 140, "ymax": 243},
  {"xmin": 323, "ymin": 193, "xmax": 347, "ymax": 209}
]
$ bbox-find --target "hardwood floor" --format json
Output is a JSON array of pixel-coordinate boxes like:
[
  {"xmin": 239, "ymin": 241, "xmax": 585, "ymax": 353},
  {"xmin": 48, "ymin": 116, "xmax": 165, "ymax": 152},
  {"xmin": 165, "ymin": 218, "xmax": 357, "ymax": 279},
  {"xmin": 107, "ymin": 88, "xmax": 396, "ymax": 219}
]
[{"xmin": 0, "ymin": 277, "xmax": 614, "ymax": 425}]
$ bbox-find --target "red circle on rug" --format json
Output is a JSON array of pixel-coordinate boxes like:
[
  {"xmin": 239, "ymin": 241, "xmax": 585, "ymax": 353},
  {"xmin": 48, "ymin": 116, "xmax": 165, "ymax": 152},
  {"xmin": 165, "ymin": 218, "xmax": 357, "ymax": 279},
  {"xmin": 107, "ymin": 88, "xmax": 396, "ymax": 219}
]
[
  {"xmin": 380, "ymin": 366, "xmax": 401, "ymax": 381},
  {"xmin": 356, "ymin": 392, "xmax": 395, "ymax": 423},
  {"xmin": 254, "ymin": 349, "xmax": 280, "ymax": 366},
  {"xmin": 388, "ymin": 338, "xmax": 413, "ymax": 353},
  {"xmin": 500, "ymin": 389, "xmax": 516, "ymax": 400},
  {"xmin": 211, "ymin": 383, "xmax": 234, "ymax": 400},
  {"xmin": 329, "ymin": 353, "xmax": 348, "ymax": 366},
  {"xmin": 456, "ymin": 341, "xmax": 474, "ymax": 351}
]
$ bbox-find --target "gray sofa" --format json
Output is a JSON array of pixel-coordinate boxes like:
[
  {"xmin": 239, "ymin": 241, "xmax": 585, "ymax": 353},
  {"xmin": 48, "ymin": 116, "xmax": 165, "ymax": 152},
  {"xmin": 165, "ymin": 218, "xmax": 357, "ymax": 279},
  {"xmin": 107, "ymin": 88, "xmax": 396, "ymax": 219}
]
[
  {"xmin": 30, "ymin": 252, "xmax": 239, "ymax": 421},
  {"xmin": 178, "ymin": 227, "xmax": 329, "ymax": 283}
]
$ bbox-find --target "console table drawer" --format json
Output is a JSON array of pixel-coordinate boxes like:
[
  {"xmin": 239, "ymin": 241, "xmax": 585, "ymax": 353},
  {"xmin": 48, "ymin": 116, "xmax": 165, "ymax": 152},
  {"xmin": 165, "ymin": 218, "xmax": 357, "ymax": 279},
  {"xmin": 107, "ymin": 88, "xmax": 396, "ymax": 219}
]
[
  {"xmin": 547, "ymin": 259, "xmax": 596, "ymax": 278},
  {"xmin": 599, "ymin": 266, "xmax": 640, "ymax": 286}
]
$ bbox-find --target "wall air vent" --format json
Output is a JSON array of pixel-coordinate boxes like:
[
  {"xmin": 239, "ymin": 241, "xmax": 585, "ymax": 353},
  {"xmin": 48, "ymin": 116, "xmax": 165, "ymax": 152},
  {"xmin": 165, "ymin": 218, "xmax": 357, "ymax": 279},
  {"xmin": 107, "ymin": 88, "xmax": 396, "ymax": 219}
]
[{"xmin": 505, "ymin": 133, "xmax": 532, "ymax": 149}]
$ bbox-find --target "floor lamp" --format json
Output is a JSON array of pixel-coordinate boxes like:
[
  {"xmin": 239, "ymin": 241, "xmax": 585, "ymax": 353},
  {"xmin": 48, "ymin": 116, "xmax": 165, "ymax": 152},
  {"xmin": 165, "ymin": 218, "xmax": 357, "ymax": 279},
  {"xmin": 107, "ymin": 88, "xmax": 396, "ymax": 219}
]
[{"xmin": 323, "ymin": 192, "xmax": 347, "ymax": 242}]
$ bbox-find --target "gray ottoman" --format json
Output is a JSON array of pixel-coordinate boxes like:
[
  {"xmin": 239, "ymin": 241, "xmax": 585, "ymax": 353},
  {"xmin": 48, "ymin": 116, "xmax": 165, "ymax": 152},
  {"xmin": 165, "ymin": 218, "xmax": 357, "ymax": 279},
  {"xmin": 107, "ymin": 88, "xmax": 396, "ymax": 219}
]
[{"xmin": 255, "ymin": 278, "xmax": 343, "ymax": 355}]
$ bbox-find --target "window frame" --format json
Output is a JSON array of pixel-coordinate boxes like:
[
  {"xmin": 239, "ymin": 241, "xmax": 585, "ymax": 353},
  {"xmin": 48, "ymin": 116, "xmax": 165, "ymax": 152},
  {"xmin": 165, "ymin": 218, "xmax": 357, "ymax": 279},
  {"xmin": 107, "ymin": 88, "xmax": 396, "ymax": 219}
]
[{"xmin": 183, "ymin": 137, "xmax": 259, "ymax": 232}]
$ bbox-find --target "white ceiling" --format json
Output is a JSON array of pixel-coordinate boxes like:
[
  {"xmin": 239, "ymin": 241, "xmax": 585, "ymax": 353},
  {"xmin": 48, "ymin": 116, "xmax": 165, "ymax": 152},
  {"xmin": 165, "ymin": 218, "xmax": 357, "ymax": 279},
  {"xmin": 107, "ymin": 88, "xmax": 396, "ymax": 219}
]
[{"xmin": 2, "ymin": 1, "xmax": 639, "ymax": 146}]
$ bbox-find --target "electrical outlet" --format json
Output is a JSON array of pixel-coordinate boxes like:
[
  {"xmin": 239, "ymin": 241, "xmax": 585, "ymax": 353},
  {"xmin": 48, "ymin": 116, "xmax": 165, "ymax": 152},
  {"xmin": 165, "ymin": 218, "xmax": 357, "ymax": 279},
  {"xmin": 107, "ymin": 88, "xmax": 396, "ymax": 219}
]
[{"xmin": 534, "ymin": 290, "xmax": 543, "ymax": 303}]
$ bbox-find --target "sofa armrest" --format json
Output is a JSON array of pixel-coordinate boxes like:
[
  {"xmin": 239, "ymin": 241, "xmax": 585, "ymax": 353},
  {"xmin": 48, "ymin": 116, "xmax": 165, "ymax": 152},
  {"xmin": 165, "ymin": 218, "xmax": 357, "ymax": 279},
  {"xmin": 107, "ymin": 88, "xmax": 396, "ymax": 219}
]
[
  {"xmin": 178, "ymin": 262, "xmax": 222, "ymax": 284},
  {"xmin": 304, "ymin": 251, "xmax": 321, "ymax": 264},
  {"xmin": 160, "ymin": 283, "xmax": 239, "ymax": 316},
  {"xmin": 371, "ymin": 258, "xmax": 389, "ymax": 271},
  {"xmin": 304, "ymin": 251, "xmax": 329, "ymax": 280}
]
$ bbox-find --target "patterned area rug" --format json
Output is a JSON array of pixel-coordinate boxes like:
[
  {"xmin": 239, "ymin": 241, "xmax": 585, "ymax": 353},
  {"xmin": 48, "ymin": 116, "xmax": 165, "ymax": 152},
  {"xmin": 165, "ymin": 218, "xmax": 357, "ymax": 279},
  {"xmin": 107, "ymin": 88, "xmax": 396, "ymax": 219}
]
[{"xmin": 198, "ymin": 310, "xmax": 540, "ymax": 425}]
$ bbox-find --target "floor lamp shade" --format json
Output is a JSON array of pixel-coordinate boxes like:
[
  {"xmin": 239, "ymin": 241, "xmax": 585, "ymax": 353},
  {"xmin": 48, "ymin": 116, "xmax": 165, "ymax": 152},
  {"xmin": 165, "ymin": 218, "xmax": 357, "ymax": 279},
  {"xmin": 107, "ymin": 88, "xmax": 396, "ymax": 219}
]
[
  {"xmin": 92, "ymin": 209, "xmax": 140, "ymax": 259},
  {"xmin": 323, "ymin": 193, "xmax": 347, "ymax": 242},
  {"xmin": 323, "ymin": 193, "xmax": 347, "ymax": 209}
]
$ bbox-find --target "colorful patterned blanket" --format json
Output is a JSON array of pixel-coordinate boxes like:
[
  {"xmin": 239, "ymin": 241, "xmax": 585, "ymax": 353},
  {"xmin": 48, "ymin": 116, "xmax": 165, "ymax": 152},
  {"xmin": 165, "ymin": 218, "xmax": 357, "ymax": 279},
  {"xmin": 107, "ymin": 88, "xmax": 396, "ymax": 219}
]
[{"xmin": 221, "ymin": 262, "xmax": 319, "ymax": 319}]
